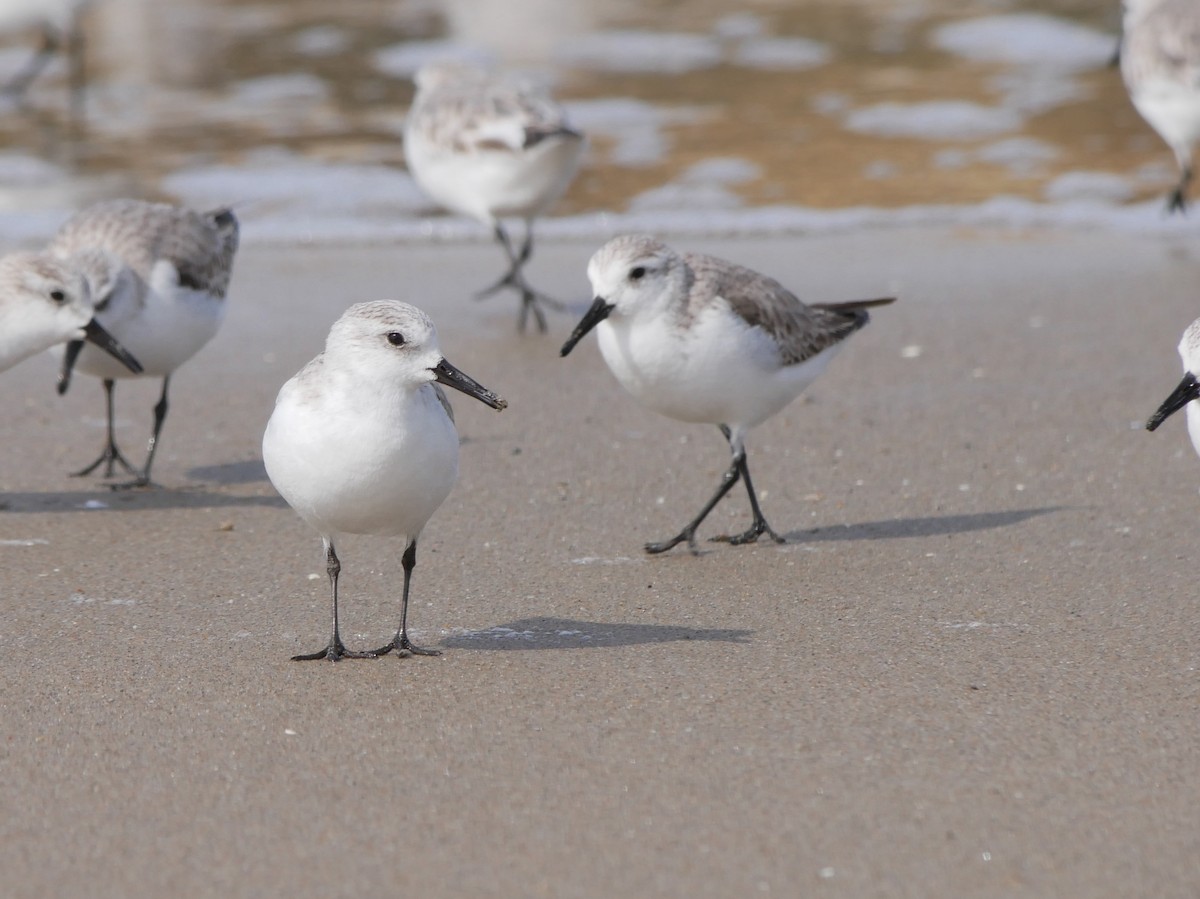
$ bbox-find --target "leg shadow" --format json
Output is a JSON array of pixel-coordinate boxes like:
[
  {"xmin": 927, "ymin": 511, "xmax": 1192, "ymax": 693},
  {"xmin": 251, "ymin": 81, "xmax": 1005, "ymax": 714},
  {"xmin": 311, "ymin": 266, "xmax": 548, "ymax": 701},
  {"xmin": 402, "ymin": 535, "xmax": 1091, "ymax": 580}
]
[{"xmin": 441, "ymin": 616, "xmax": 752, "ymax": 651}]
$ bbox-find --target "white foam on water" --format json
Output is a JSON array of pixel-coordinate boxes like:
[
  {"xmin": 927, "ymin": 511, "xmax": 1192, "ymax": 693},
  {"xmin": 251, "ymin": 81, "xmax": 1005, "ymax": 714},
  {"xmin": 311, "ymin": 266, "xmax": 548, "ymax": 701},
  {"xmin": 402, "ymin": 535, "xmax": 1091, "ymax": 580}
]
[
  {"xmin": 843, "ymin": 101, "xmax": 1023, "ymax": 141},
  {"xmin": 932, "ymin": 14, "xmax": 1114, "ymax": 71}
]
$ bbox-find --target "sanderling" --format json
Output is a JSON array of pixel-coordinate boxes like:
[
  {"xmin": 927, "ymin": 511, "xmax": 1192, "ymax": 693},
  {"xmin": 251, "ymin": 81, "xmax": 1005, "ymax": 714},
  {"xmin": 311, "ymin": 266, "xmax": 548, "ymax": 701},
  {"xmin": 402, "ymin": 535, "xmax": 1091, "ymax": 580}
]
[
  {"xmin": 0, "ymin": 251, "xmax": 140, "ymax": 374},
  {"xmin": 561, "ymin": 234, "xmax": 894, "ymax": 555},
  {"xmin": 262, "ymin": 300, "xmax": 507, "ymax": 662},
  {"xmin": 1146, "ymin": 318, "xmax": 1200, "ymax": 453},
  {"xmin": 52, "ymin": 199, "xmax": 239, "ymax": 488},
  {"xmin": 0, "ymin": 0, "xmax": 92, "ymax": 119},
  {"xmin": 1120, "ymin": 0, "xmax": 1200, "ymax": 213},
  {"xmin": 404, "ymin": 62, "xmax": 585, "ymax": 333}
]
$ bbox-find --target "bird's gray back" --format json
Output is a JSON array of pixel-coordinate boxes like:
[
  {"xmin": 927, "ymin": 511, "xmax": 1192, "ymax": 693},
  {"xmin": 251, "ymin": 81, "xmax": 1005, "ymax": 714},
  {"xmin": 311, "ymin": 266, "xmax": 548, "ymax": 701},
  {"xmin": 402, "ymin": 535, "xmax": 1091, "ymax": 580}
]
[
  {"xmin": 49, "ymin": 200, "xmax": 239, "ymax": 298},
  {"xmin": 680, "ymin": 252, "xmax": 866, "ymax": 366},
  {"xmin": 1123, "ymin": 0, "xmax": 1200, "ymax": 86}
]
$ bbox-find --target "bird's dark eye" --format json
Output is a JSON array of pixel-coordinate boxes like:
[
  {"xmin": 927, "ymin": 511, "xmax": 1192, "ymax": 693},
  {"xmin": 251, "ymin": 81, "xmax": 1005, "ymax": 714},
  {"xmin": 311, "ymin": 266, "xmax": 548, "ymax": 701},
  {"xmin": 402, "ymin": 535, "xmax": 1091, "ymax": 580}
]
[
  {"xmin": 386, "ymin": 331, "xmax": 406, "ymax": 347},
  {"xmin": 49, "ymin": 289, "xmax": 66, "ymax": 303},
  {"xmin": 629, "ymin": 266, "xmax": 646, "ymax": 281}
]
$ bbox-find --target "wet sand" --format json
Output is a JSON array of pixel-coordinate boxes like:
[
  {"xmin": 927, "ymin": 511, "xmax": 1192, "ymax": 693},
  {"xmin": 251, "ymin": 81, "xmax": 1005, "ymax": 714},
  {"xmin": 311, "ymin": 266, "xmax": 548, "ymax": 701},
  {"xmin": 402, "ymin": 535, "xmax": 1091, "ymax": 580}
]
[{"xmin": 1, "ymin": 228, "xmax": 1198, "ymax": 897}]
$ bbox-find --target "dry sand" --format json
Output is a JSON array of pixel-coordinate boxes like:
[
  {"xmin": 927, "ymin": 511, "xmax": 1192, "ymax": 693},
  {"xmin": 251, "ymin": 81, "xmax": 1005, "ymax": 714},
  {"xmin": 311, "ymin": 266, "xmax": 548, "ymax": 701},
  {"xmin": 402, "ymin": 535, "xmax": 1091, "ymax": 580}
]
[{"xmin": 1, "ymin": 228, "xmax": 1198, "ymax": 897}]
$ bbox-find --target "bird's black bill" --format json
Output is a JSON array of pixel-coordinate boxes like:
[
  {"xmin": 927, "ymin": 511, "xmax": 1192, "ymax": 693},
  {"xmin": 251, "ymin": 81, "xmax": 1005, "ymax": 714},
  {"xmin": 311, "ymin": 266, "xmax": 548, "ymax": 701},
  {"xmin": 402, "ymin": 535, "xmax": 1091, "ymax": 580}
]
[
  {"xmin": 433, "ymin": 358, "xmax": 507, "ymax": 411},
  {"xmin": 1147, "ymin": 372, "xmax": 1200, "ymax": 431},
  {"xmin": 560, "ymin": 297, "xmax": 614, "ymax": 357},
  {"xmin": 85, "ymin": 319, "xmax": 143, "ymax": 374},
  {"xmin": 56, "ymin": 338, "xmax": 85, "ymax": 395},
  {"xmin": 57, "ymin": 321, "xmax": 143, "ymax": 395}
]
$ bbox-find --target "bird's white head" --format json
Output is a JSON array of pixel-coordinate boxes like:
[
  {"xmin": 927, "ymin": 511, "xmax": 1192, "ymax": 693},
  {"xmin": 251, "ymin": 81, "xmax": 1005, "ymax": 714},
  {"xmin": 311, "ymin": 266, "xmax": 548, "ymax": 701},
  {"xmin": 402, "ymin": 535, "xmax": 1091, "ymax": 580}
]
[
  {"xmin": 327, "ymin": 300, "xmax": 445, "ymax": 382},
  {"xmin": 1146, "ymin": 316, "xmax": 1200, "ymax": 433},
  {"xmin": 561, "ymin": 235, "xmax": 684, "ymax": 356},
  {"xmin": 326, "ymin": 300, "xmax": 507, "ymax": 410},
  {"xmin": 1179, "ymin": 318, "xmax": 1200, "ymax": 375},
  {"xmin": 588, "ymin": 234, "xmax": 683, "ymax": 318},
  {"xmin": 0, "ymin": 252, "xmax": 94, "ymax": 364}
]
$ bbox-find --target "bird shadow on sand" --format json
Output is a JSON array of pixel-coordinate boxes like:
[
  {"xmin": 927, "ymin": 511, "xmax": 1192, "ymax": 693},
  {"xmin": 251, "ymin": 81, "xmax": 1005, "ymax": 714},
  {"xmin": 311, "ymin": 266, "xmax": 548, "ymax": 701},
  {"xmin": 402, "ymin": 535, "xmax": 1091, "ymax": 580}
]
[
  {"xmin": 186, "ymin": 459, "xmax": 269, "ymax": 484},
  {"xmin": 0, "ymin": 486, "xmax": 286, "ymax": 514},
  {"xmin": 783, "ymin": 506, "xmax": 1063, "ymax": 543},
  {"xmin": 441, "ymin": 616, "xmax": 752, "ymax": 651}
]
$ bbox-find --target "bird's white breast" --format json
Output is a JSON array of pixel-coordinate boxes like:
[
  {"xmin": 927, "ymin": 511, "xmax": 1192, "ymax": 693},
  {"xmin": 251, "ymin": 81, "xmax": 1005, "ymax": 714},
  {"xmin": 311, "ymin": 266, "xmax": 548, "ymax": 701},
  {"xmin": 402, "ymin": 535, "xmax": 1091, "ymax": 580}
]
[
  {"xmin": 263, "ymin": 376, "xmax": 460, "ymax": 540},
  {"xmin": 73, "ymin": 265, "xmax": 226, "ymax": 379},
  {"xmin": 596, "ymin": 301, "xmax": 840, "ymax": 430}
]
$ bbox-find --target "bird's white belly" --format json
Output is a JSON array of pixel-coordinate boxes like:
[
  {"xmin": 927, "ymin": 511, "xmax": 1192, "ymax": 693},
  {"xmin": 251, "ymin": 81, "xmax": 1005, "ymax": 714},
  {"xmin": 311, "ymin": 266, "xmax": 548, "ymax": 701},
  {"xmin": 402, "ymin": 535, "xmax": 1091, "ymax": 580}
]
[
  {"xmin": 1186, "ymin": 401, "xmax": 1200, "ymax": 459},
  {"xmin": 263, "ymin": 389, "xmax": 460, "ymax": 539},
  {"xmin": 597, "ymin": 310, "xmax": 840, "ymax": 430},
  {"xmin": 73, "ymin": 287, "xmax": 225, "ymax": 380},
  {"xmin": 406, "ymin": 131, "xmax": 583, "ymax": 222},
  {"xmin": 1132, "ymin": 77, "xmax": 1200, "ymax": 154}
]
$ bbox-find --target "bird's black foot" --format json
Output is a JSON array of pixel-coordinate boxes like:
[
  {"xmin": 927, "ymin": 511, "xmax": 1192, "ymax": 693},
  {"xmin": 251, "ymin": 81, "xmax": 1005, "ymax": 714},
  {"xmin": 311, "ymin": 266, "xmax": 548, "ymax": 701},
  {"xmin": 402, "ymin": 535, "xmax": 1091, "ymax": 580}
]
[
  {"xmin": 71, "ymin": 443, "xmax": 138, "ymax": 480},
  {"xmin": 475, "ymin": 274, "xmax": 565, "ymax": 334},
  {"xmin": 292, "ymin": 638, "xmax": 378, "ymax": 662},
  {"xmin": 1168, "ymin": 188, "xmax": 1189, "ymax": 216},
  {"xmin": 108, "ymin": 473, "xmax": 159, "ymax": 491},
  {"xmin": 644, "ymin": 528, "xmax": 700, "ymax": 556},
  {"xmin": 372, "ymin": 634, "xmax": 442, "ymax": 658},
  {"xmin": 710, "ymin": 519, "xmax": 786, "ymax": 547}
]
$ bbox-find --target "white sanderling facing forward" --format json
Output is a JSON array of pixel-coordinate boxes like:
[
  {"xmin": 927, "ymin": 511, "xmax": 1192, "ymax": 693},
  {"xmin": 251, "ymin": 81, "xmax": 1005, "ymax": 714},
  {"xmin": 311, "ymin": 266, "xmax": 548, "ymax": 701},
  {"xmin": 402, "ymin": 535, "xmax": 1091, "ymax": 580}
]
[
  {"xmin": 404, "ymin": 62, "xmax": 585, "ymax": 333},
  {"xmin": 1120, "ymin": 0, "xmax": 1200, "ymax": 213},
  {"xmin": 52, "ymin": 199, "xmax": 240, "ymax": 488},
  {"xmin": 262, "ymin": 300, "xmax": 507, "ymax": 662},
  {"xmin": 0, "ymin": 251, "xmax": 140, "ymax": 374},
  {"xmin": 1147, "ymin": 317, "xmax": 1200, "ymax": 453},
  {"xmin": 561, "ymin": 234, "xmax": 894, "ymax": 555}
]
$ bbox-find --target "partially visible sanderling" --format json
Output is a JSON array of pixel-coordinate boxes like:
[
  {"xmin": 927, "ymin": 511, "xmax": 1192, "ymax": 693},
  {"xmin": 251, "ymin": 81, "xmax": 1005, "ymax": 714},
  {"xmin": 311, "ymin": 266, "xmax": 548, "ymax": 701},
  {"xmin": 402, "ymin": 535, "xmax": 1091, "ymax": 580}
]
[
  {"xmin": 52, "ymin": 198, "xmax": 240, "ymax": 488},
  {"xmin": 405, "ymin": 62, "xmax": 585, "ymax": 333}
]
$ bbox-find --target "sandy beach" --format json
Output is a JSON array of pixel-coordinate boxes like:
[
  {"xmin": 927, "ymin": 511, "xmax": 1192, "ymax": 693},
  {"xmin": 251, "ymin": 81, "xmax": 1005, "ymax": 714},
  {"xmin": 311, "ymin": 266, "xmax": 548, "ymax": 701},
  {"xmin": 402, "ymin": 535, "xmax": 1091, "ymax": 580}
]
[{"xmin": 1, "ymin": 228, "xmax": 1198, "ymax": 897}]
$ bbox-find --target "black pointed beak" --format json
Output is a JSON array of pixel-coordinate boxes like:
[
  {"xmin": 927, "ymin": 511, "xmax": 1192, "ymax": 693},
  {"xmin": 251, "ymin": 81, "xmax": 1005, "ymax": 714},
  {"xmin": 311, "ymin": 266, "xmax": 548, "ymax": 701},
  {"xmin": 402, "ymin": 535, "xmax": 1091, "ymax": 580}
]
[
  {"xmin": 84, "ymin": 319, "xmax": 142, "ymax": 374},
  {"xmin": 433, "ymin": 357, "xmax": 507, "ymax": 411},
  {"xmin": 1147, "ymin": 371, "xmax": 1200, "ymax": 431},
  {"xmin": 560, "ymin": 297, "xmax": 614, "ymax": 357},
  {"xmin": 56, "ymin": 338, "xmax": 84, "ymax": 395},
  {"xmin": 58, "ymin": 320, "xmax": 143, "ymax": 395}
]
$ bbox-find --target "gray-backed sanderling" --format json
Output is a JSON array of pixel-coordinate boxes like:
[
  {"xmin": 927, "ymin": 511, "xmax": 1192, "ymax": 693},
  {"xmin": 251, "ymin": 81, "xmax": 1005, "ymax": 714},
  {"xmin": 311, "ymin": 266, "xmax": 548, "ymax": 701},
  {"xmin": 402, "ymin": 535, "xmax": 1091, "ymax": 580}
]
[
  {"xmin": 0, "ymin": 251, "xmax": 140, "ymax": 374},
  {"xmin": 1120, "ymin": 0, "xmax": 1200, "ymax": 213},
  {"xmin": 405, "ymin": 62, "xmax": 585, "ymax": 333},
  {"xmin": 561, "ymin": 234, "xmax": 894, "ymax": 555},
  {"xmin": 53, "ymin": 199, "xmax": 240, "ymax": 488},
  {"xmin": 262, "ymin": 300, "xmax": 507, "ymax": 662},
  {"xmin": 1147, "ymin": 317, "xmax": 1200, "ymax": 452}
]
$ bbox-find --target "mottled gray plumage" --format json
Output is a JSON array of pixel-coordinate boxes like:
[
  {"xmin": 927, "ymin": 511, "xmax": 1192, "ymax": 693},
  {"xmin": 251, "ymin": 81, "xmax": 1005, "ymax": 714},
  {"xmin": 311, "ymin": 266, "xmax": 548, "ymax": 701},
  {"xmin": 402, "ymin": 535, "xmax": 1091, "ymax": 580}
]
[
  {"xmin": 407, "ymin": 63, "xmax": 580, "ymax": 155},
  {"xmin": 48, "ymin": 199, "xmax": 239, "ymax": 304},
  {"xmin": 678, "ymin": 250, "xmax": 890, "ymax": 366},
  {"xmin": 1121, "ymin": 0, "xmax": 1200, "ymax": 86}
]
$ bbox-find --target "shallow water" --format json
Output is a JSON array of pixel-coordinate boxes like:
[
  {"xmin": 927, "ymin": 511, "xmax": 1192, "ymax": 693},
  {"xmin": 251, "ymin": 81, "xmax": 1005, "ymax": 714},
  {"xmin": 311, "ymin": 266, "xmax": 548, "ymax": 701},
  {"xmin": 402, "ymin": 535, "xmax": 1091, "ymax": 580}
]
[{"xmin": 0, "ymin": 0, "xmax": 1184, "ymax": 243}]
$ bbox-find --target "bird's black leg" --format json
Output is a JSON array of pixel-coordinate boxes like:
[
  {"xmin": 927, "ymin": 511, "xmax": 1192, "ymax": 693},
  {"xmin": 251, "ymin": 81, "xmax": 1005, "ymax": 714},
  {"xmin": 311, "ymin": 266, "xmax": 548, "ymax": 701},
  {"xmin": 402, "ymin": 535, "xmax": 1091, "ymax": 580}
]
[
  {"xmin": 110, "ymin": 375, "xmax": 169, "ymax": 489},
  {"xmin": 71, "ymin": 379, "xmax": 139, "ymax": 479},
  {"xmin": 1168, "ymin": 163, "xmax": 1192, "ymax": 215},
  {"xmin": 293, "ymin": 540, "xmax": 377, "ymax": 661},
  {"xmin": 645, "ymin": 427, "xmax": 745, "ymax": 555},
  {"xmin": 474, "ymin": 222, "xmax": 563, "ymax": 334},
  {"xmin": 475, "ymin": 222, "xmax": 523, "ymax": 299},
  {"xmin": 373, "ymin": 539, "xmax": 442, "ymax": 657},
  {"xmin": 710, "ymin": 448, "xmax": 786, "ymax": 547}
]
